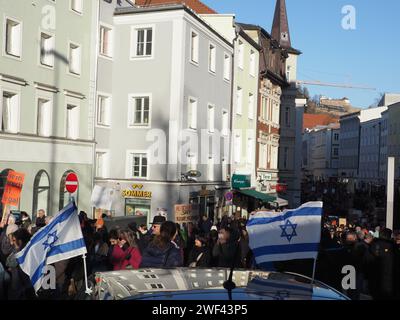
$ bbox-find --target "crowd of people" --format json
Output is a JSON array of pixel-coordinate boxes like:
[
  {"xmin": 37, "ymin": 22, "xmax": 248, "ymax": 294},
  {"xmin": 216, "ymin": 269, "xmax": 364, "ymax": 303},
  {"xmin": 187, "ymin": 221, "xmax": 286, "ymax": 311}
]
[{"xmin": 1, "ymin": 208, "xmax": 400, "ymax": 300}]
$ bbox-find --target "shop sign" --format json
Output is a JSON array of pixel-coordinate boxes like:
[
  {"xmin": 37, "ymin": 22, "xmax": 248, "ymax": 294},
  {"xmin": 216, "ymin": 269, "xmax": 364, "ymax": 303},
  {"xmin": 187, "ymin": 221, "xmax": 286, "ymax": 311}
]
[
  {"xmin": 232, "ymin": 174, "xmax": 251, "ymax": 189},
  {"xmin": 175, "ymin": 204, "xmax": 199, "ymax": 223},
  {"xmin": 122, "ymin": 184, "xmax": 152, "ymax": 199}
]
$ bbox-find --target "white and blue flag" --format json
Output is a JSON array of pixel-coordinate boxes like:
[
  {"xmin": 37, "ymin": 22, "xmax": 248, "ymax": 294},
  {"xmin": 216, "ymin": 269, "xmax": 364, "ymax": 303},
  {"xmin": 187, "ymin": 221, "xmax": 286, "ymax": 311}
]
[
  {"xmin": 247, "ymin": 202, "xmax": 323, "ymax": 268},
  {"xmin": 16, "ymin": 202, "xmax": 87, "ymax": 292}
]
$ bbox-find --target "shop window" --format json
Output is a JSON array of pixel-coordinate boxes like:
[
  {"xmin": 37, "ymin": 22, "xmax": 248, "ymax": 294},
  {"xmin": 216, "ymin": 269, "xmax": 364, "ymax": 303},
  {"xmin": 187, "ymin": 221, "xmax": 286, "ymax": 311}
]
[
  {"xmin": 32, "ymin": 170, "xmax": 50, "ymax": 221},
  {"xmin": 125, "ymin": 198, "xmax": 150, "ymax": 221}
]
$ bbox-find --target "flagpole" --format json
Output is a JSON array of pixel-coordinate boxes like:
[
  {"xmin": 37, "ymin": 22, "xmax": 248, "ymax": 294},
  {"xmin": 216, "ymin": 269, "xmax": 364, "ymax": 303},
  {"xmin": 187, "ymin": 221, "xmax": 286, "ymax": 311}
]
[{"xmin": 82, "ymin": 254, "xmax": 92, "ymax": 295}]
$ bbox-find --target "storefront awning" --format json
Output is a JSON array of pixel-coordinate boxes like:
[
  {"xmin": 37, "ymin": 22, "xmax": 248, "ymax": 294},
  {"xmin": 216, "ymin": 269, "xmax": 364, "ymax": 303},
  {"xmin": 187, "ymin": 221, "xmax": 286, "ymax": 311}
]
[
  {"xmin": 270, "ymin": 197, "xmax": 289, "ymax": 207},
  {"xmin": 238, "ymin": 189, "xmax": 276, "ymax": 203}
]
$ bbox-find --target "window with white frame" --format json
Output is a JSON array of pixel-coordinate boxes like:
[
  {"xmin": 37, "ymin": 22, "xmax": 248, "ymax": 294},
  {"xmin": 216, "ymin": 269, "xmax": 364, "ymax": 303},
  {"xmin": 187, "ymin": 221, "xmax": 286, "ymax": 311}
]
[
  {"xmin": 97, "ymin": 94, "xmax": 111, "ymax": 127},
  {"xmin": 259, "ymin": 143, "xmax": 267, "ymax": 169},
  {"xmin": 250, "ymin": 49, "xmax": 256, "ymax": 76},
  {"xmin": 207, "ymin": 156, "xmax": 214, "ymax": 181},
  {"xmin": 208, "ymin": 43, "xmax": 216, "ymax": 73},
  {"xmin": 134, "ymin": 28, "xmax": 153, "ymax": 57},
  {"xmin": 236, "ymin": 87, "xmax": 243, "ymax": 115},
  {"xmin": 187, "ymin": 153, "xmax": 197, "ymax": 171},
  {"xmin": 68, "ymin": 43, "xmax": 81, "ymax": 75},
  {"xmin": 188, "ymin": 98, "xmax": 197, "ymax": 130},
  {"xmin": 37, "ymin": 98, "xmax": 52, "ymax": 137},
  {"xmin": 190, "ymin": 31, "xmax": 199, "ymax": 63},
  {"xmin": 99, "ymin": 25, "xmax": 113, "ymax": 58},
  {"xmin": 207, "ymin": 104, "xmax": 215, "ymax": 133},
  {"xmin": 66, "ymin": 103, "xmax": 79, "ymax": 139},
  {"xmin": 129, "ymin": 153, "xmax": 148, "ymax": 179},
  {"xmin": 71, "ymin": 0, "xmax": 83, "ymax": 14},
  {"xmin": 247, "ymin": 137, "xmax": 253, "ymax": 165},
  {"xmin": 223, "ymin": 53, "xmax": 231, "ymax": 81},
  {"xmin": 234, "ymin": 134, "xmax": 241, "ymax": 164},
  {"xmin": 129, "ymin": 96, "xmax": 150, "ymax": 127},
  {"xmin": 238, "ymin": 40, "xmax": 244, "ymax": 69},
  {"xmin": 40, "ymin": 32, "xmax": 55, "ymax": 67},
  {"xmin": 222, "ymin": 110, "xmax": 229, "ymax": 136},
  {"xmin": 1, "ymin": 91, "xmax": 19, "ymax": 133},
  {"xmin": 272, "ymin": 102, "xmax": 280, "ymax": 124},
  {"xmin": 96, "ymin": 151, "xmax": 108, "ymax": 178},
  {"xmin": 5, "ymin": 18, "xmax": 22, "ymax": 58},
  {"xmin": 271, "ymin": 145, "xmax": 278, "ymax": 169},
  {"xmin": 248, "ymin": 93, "xmax": 254, "ymax": 120},
  {"xmin": 221, "ymin": 158, "xmax": 227, "ymax": 181}
]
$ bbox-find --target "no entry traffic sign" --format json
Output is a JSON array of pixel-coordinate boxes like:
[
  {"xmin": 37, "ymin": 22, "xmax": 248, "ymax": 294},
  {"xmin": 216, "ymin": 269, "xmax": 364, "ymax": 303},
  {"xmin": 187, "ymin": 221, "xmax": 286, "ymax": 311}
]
[{"xmin": 65, "ymin": 172, "xmax": 78, "ymax": 194}]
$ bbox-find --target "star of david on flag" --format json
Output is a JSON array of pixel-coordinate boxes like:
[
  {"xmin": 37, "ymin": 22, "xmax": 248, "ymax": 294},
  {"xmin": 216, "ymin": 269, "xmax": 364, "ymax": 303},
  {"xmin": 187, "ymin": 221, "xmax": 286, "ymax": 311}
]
[{"xmin": 246, "ymin": 202, "xmax": 323, "ymax": 268}]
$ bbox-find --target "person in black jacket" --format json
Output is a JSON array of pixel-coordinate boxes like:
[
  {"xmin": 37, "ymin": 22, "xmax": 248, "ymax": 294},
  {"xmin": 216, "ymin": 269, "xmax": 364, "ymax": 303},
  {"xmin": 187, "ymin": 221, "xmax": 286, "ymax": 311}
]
[
  {"xmin": 140, "ymin": 221, "xmax": 183, "ymax": 268},
  {"xmin": 35, "ymin": 209, "xmax": 46, "ymax": 229},
  {"xmin": 212, "ymin": 227, "xmax": 240, "ymax": 268},
  {"xmin": 187, "ymin": 235, "xmax": 211, "ymax": 268},
  {"xmin": 369, "ymin": 228, "xmax": 396, "ymax": 300}
]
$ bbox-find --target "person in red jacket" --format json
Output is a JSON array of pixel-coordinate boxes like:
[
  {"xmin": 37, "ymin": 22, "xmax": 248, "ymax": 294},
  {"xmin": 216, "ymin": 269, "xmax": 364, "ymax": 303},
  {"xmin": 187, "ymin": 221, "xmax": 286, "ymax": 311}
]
[{"xmin": 111, "ymin": 229, "xmax": 142, "ymax": 270}]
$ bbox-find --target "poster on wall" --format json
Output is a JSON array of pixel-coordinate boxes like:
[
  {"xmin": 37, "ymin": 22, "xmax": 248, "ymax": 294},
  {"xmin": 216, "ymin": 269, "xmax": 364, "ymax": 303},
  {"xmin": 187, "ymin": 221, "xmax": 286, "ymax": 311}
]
[{"xmin": 175, "ymin": 204, "xmax": 199, "ymax": 223}]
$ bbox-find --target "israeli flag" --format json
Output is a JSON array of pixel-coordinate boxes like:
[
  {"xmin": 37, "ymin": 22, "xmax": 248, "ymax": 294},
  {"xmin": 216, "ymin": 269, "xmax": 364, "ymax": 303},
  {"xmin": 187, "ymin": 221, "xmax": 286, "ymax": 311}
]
[
  {"xmin": 247, "ymin": 202, "xmax": 323, "ymax": 268},
  {"xmin": 16, "ymin": 202, "xmax": 87, "ymax": 292}
]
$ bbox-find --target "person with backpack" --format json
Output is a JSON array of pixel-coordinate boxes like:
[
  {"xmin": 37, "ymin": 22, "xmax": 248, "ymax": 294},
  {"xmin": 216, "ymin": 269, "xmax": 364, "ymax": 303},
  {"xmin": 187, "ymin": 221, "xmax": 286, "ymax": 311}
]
[
  {"xmin": 110, "ymin": 229, "xmax": 142, "ymax": 271},
  {"xmin": 140, "ymin": 221, "xmax": 183, "ymax": 268}
]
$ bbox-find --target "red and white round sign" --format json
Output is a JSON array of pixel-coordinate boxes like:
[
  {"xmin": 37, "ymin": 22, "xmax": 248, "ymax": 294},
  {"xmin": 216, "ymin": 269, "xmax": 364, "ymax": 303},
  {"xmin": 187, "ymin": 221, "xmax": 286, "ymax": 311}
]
[{"xmin": 65, "ymin": 173, "xmax": 78, "ymax": 194}]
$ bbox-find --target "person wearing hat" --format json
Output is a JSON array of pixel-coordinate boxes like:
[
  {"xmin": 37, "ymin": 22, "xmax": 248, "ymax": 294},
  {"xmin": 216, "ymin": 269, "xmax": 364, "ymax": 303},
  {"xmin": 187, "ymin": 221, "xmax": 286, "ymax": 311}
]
[{"xmin": 139, "ymin": 215, "xmax": 166, "ymax": 253}]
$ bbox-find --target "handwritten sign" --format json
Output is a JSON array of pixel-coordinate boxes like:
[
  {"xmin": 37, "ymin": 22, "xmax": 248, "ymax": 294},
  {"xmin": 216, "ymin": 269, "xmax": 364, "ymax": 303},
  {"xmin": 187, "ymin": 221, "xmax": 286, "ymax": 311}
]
[
  {"xmin": 175, "ymin": 204, "xmax": 199, "ymax": 223},
  {"xmin": 1, "ymin": 171, "xmax": 25, "ymax": 207}
]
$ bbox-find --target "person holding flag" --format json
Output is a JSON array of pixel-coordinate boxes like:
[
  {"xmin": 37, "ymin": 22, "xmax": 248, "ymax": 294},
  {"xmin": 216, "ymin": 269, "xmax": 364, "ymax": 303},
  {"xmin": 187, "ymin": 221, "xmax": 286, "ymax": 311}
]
[
  {"xmin": 246, "ymin": 202, "xmax": 323, "ymax": 279},
  {"xmin": 15, "ymin": 201, "xmax": 90, "ymax": 296}
]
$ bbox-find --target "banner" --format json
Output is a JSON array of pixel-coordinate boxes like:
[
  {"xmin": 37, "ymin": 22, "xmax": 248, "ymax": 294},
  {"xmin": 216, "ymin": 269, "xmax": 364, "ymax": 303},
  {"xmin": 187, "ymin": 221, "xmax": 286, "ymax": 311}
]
[
  {"xmin": 1, "ymin": 171, "xmax": 25, "ymax": 207},
  {"xmin": 175, "ymin": 204, "xmax": 199, "ymax": 223}
]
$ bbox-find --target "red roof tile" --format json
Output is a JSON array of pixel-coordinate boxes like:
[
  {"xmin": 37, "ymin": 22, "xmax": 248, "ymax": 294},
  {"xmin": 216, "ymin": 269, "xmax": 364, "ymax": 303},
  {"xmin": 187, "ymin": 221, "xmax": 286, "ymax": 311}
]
[
  {"xmin": 303, "ymin": 114, "xmax": 339, "ymax": 131},
  {"xmin": 135, "ymin": 0, "xmax": 217, "ymax": 14}
]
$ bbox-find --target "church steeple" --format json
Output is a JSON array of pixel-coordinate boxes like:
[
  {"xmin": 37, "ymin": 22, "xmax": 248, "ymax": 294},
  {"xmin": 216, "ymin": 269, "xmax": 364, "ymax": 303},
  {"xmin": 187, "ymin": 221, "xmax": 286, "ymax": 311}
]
[{"xmin": 271, "ymin": 0, "xmax": 291, "ymax": 49}]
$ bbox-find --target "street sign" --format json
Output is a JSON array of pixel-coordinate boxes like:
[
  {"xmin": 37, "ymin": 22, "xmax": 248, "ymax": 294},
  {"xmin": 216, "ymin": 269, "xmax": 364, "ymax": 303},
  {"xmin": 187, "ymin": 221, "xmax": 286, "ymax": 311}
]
[
  {"xmin": 232, "ymin": 174, "xmax": 251, "ymax": 189},
  {"xmin": 65, "ymin": 172, "xmax": 78, "ymax": 194}
]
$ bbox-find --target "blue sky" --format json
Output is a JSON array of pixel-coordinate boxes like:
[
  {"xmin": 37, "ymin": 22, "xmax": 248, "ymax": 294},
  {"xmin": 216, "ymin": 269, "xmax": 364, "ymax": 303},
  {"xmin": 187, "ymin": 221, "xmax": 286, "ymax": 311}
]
[{"xmin": 202, "ymin": 0, "xmax": 400, "ymax": 108}]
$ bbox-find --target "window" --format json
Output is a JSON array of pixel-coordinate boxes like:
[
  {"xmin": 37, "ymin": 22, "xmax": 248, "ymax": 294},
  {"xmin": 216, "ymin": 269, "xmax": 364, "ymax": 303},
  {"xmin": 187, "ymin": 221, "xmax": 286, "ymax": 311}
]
[
  {"xmin": 128, "ymin": 153, "xmax": 148, "ymax": 179},
  {"xmin": 59, "ymin": 170, "xmax": 78, "ymax": 210},
  {"xmin": 5, "ymin": 18, "xmax": 22, "ymax": 58},
  {"xmin": 97, "ymin": 94, "xmax": 111, "ymax": 127},
  {"xmin": 234, "ymin": 134, "xmax": 241, "ymax": 164},
  {"xmin": 238, "ymin": 40, "xmax": 244, "ymax": 69},
  {"xmin": 129, "ymin": 96, "xmax": 150, "ymax": 127},
  {"xmin": 187, "ymin": 153, "xmax": 197, "ymax": 171},
  {"xmin": 333, "ymin": 148, "xmax": 339, "ymax": 157},
  {"xmin": 222, "ymin": 110, "xmax": 229, "ymax": 136},
  {"xmin": 334, "ymin": 133, "xmax": 339, "ymax": 141},
  {"xmin": 208, "ymin": 43, "xmax": 216, "ymax": 73},
  {"xmin": 271, "ymin": 145, "xmax": 278, "ymax": 169},
  {"xmin": 71, "ymin": 0, "xmax": 83, "ymax": 14},
  {"xmin": 236, "ymin": 87, "xmax": 243, "ymax": 115},
  {"xmin": 207, "ymin": 104, "xmax": 215, "ymax": 133},
  {"xmin": 96, "ymin": 152, "xmax": 108, "ymax": 178},
  {"xmin": 66, "ymin": 104, "xmax": 79, "ymax": 139},
  {"xmin": 37, "ymin": 98, "xmax": 52, "ymax": 137},
  {"xmin": 248, "ymin": 93, "xmax": 254, "ymax": 120},
  {"xmin": 188, "ymin": 98, "xmax": 197, "ymax": 130},
  {"xmin": 285, "ymin": 107, "xmax": 290, "ymax": 127},
  {"xmin": 223, "ymin": 53, "xmax": 231, "ymax": 81},
  {"xmin": 145, "ymin": 283, "xmax": 164, "ymax": 290},
  {"xmin": 222, "ymin": 158, "xmax": 227, "ymax": 181},
  {"xmin": 40, "ymin": 32, "xmax": 54, "ymax": 67},
  {"xmin": 1, "ymin": 91, "xmax": 19, "ymax": 133},
  {"xmin": 259, "ymin": 143, "xmax": 267, "ymax": 169},
  {"xmin": 250, "ymin": 49, "xmax": 256, "ymax": 76},
  {"xmin": 99, "ymin": 25, "xmax": 113, "ymax": 58},
  {"xmin": 247, "ymin": 138, "xmax": 253, "ymax": 165},
  {"xmin": 207, "ymin": 156, "xmax": 214, "ymax": 181},
  {"xmin": 283, "ymin": 147, "xmax": 288, "ymax": 169},
  {"xmin": 134, "ymin": 28, "xmax": 153, "ymax": 57},
  {"xmin": 68, "ymin": 42, "xmax": 81, "ymax": 75},
  {"xmin": 190, "ymin": 31, "xmax": 199, "ymax": 63},
  {"xmin": 32, "ymin": 170, "xmax": 50, "ymax": 221}
]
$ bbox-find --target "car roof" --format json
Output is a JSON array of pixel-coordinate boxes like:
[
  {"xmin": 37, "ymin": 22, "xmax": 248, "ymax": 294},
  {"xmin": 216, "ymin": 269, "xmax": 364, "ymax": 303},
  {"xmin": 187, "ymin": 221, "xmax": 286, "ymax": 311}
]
[{"xmin": 93, "ymin": 268, "xmax": 348, "ymax": 300}]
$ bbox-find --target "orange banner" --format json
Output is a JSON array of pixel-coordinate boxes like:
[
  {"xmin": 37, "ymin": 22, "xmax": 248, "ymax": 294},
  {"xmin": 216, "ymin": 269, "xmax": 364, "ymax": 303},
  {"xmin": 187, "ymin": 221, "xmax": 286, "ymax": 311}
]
[{"xmin": 1, "ymin": 171, "xmax": 25, "ymax": 206}]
